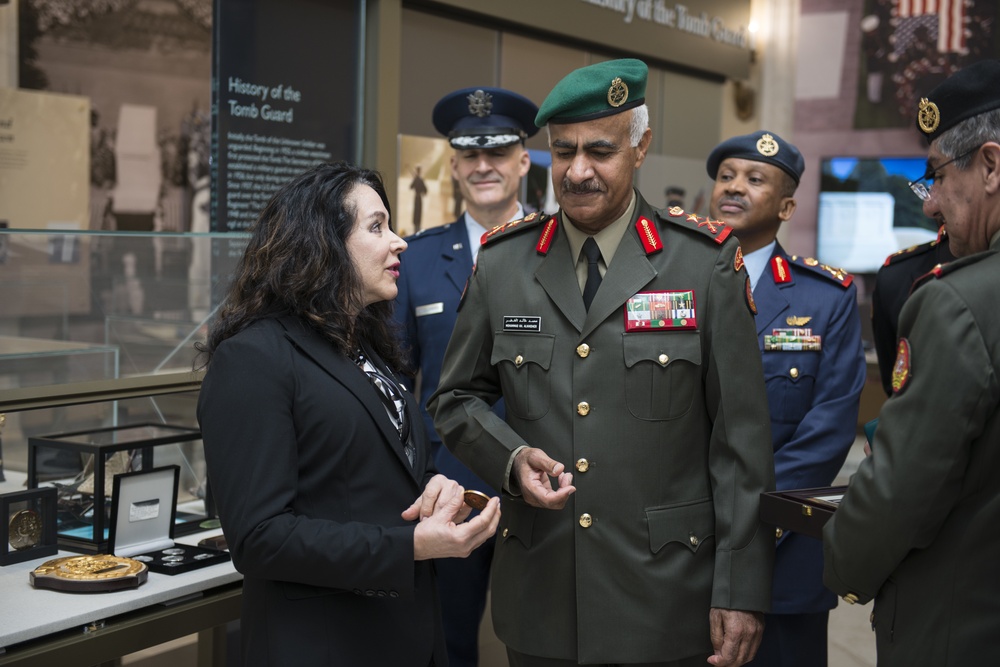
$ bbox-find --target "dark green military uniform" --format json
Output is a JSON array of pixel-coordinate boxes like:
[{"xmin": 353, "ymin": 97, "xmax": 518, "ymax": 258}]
[
  {"xmin": 823, "ymin": 235, "xmax": 1000, "ymax": 665},
  {"xmin": 430, "ymin": 194, "xmax": 775, "ymax": 663},
  {"xmin": 824, "ymin": 56, "xmax": 1000, "ymax": 667}
]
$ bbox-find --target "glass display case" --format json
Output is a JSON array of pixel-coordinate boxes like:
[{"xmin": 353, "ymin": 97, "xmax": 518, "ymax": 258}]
[
  {"xmin": 0, "ymin": 229, "xmax": 243, "ymax": 471},
  {"xmin": 27, "ymin": 423, "xmax": 212, "ymax": 553}
]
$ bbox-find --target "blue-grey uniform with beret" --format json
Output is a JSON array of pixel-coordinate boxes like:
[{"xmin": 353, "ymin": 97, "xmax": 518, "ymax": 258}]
[
  {"xmin": 430, "ymin": 59, "xmax": 775, "ymax": 665},
  {"xmin": 708, "ymin": 131, "xmax": 866, "ymax": 667},
  {"xmin": 394, "ymin": 86, "xmax": 538, "ymax": 667},
  {"xmin": 706, "ymin": 130, "xmax": 805, "ymax": 185},
  {"xmin": 824, "ymin": 59, "xmax": 1000, "ymax": 667}
]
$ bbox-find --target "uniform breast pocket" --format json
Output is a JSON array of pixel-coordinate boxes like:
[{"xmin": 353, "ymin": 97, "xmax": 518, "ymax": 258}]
[
  {"xmin": 492, "ymin": 332, "xmax": 555, "ymax": 420},
  {"xmin": 647, "ymin": 497, "xmax": 715, "ymax": 555},
  {"xmin": 623, "ymin": 333, "xmax": 701, "ymax": 421},
  {"xmin": 763, "ymin": 352, "xmax": 817, "ymax": 424}
]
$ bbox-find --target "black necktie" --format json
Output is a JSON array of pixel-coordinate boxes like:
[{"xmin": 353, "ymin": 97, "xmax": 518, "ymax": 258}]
[{"xmin": 582, "ymin": 237, "xmax": 602, "ymax": 311}]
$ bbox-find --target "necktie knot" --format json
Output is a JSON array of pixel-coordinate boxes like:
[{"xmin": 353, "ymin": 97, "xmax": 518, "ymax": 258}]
[{"xmin": 583, "ymin": 237, "xmax": 602, "ymax": 265}]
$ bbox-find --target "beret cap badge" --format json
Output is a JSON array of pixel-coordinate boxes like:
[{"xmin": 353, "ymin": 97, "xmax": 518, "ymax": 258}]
[
  {"xmin": 607, "ymin": 77, "xmax": 629, "ymax": 108},
  {"xmin": 756, "ymin": 133, "xmax": 779, "ymax": 157},
  {"xmin": 917, "ymin": 97, "xmax": 940, "ymax": 134},
  {"xmin": 706, "ymin": 130, "xmax": 804, "ymax": 185},
  {"xmin": 467, "ymin": 90, "xmax": 494, "ymax": 118}
]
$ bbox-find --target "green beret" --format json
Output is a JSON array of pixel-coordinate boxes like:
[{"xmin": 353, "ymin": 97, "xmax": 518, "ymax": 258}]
[
  {"xmin": 535, "ymin": 58, "xmax": 648, "ymax": 127},
  {"xmin": 917, "ymin": 59, "xmax": 1000, "ymax": 143}
]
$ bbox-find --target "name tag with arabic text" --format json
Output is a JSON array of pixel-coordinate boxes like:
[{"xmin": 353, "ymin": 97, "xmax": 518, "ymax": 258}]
[
  {"xmin": 503, "ymin": 316, "xmax": 541, "ymax": 332},
  {"xmin": 624, "ymin": 291, "xmax": 697, "ymax": 331}
]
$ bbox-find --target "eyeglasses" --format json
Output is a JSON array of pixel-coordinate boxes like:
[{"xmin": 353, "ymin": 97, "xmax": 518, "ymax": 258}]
[{"xmin": 908, "ymin": 144, "xmax": 982, "ymax": 201}]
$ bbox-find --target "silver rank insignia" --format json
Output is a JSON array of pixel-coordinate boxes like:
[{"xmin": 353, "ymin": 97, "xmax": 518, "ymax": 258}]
[{"xmin": 467, "ymin": 90, "xmax": 493, "ymax": 118}]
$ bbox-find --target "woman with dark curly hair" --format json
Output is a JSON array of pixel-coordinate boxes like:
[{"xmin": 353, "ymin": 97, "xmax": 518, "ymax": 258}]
[{"xmin": 197, "ymin": 162, "xmax": 499, "ymax": 666}]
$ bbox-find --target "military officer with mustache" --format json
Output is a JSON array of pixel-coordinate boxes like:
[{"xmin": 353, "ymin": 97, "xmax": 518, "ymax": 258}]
[{"xmin": 431, "ymin": 59, "xmax": 775, "ymax": 667}]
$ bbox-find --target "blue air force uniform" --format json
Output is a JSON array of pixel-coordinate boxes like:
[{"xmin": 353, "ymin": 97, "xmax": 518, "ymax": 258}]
[
  {"xmin": 708, "ymin": 130, "xmax": 867, "ymax": 667},
  {"xmin": 393, "ymin": 85, "xmax": 539, "ymax": 667},
  {"xmin": 395, "ymin": 219, "xmax": 495, "ymax": 491},
  {"xmin": 754, "ymin": 248, "xmax": 867, "ymax": 607}
]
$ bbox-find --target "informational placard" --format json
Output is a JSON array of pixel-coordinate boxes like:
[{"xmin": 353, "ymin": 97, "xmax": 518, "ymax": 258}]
[
  {"xmin": 0, "ymin": 88, "xmax": 89, "ymax": 234},
  {"xmin": 0, "ymin": 88, "xmax": 92, "ymax": 315},
  {"xmin": 211, "ymin": 0, "xmax": 361, "ymax": 233}
]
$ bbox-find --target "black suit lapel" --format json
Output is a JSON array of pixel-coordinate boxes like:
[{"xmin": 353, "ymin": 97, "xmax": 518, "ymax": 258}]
[{"xmin": 277, "ymin": 317, "xmax": 419, "ymax": 481}]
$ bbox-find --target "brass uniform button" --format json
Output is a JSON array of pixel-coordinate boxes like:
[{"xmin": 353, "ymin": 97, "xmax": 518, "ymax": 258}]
[
  {"xmin": 789, "ymin": 367, "xmax": 799, "ymax": 379},
  {"xmin": 577, "ymin": 401, "xmax": 590, "ymax": 416},
  {"xmin": 658, "ymin": 353, "xmax": 669, "ymax": 366},
  {"xmin": 502, "ymin": 528, "xmax": 509, "ymax": 538},
  {"xmin": 579, "ymin": 513, "xmax": 593, "ymax": 528},
  {"xmin": 843, "ymin": 593, "xmax": 858, "ymax": 605},
  {"xmin": 775, "ymin": 527, "xmax": 783, "ymax": 539},
  {"xmin": 689, "ymin": 534, "xmax": 699, "ymax": 547},
  {"xmin": 514, "ymin": 355, "xmax": 524, "ymax": 367},
  {"xmin": 577, "ymin": 343, "xmax": 591, "ymax": 358},
  {"xmin": 575, "ymin": 458, "xmax": 590, "ymax": 473}
]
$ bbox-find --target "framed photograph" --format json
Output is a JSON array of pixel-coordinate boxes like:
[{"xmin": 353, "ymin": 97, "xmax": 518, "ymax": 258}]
[{"xmin": 1, "ymin": 487, "xmax": 58, "ymax": 566}]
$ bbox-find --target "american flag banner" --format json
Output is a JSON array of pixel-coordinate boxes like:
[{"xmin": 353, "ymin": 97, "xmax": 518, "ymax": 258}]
[{"xmin": 894, "ymin": 0, "xmax": 970, "ymax": 54}]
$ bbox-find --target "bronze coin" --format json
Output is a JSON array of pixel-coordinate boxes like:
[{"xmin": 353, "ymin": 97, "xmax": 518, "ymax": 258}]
[
  {"xmin": 8, "ymin": 509, "xmax": 42, "ymax": 551},
  {"xmin": 463, "ymin": 490, "xmax": 491, "ymax": 511}
]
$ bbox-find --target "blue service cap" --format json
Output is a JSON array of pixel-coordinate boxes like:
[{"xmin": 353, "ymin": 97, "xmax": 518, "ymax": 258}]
[
  {"xmin": 432, "ymin": 87, "xmax": 539, "ymax": 149},
  {"xmin": 706, "ymin": 130, "xmax": 805, "ymax": 185}
]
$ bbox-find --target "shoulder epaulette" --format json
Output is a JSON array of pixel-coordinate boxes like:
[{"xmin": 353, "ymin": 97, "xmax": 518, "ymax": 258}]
[
  {"xmin": 405, "ymin": 222, "xmax": 454, "ymax": 243},
  {"xmin": 787, "ymin": 255, "xmax": 854, "ymax": 288},
  {"xmin": 480, "ymin": 211, "xmax": 550, "ymax": 249},
  {"xmin": 882, "ymin": 239, "xmax": 939, "ymax": 267},
  {"xmin": 660, "ymin": 206, "xmax": 733, "ymax": 244},
  {"xmin": 911, "ymin": 262, "xmax": 948, "ymax": 293},
  {"xmin": 911, "ymin": 250, "xmax": 996, "ymax": 292}
]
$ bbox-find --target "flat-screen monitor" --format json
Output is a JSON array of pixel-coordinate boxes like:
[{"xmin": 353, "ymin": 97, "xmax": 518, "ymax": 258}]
[{"xmin": 816, "ymin": 156, "xmax": 938, "ymax": 274}]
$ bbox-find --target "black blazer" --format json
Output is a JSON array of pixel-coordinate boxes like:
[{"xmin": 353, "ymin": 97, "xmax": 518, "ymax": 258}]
[{"xmin": 198, "ymin": 314, "xmax": 445, "ymax": 666}]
